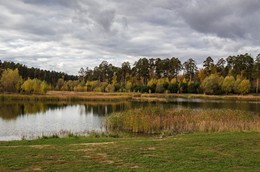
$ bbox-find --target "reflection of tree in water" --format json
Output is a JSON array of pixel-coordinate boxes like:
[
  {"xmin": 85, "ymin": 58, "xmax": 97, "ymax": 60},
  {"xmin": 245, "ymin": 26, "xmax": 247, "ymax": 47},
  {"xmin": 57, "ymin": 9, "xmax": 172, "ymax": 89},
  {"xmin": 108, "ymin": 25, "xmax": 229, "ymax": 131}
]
[
  {"xmin": 47, "ymin": 104, "xmax": 70, "ymax": 111},
  {"xmin": 0, "ymin": 103, "xmax": 24, "ymax": 120},
  {"xmin": 84, "ymin": 103, "xmax": 131, "ymax": 116},
  {"xmin": 1, "ymin": 100, "xmax": 259, "ymax": 121},
  {"xmin": 0, "ymin": 102, "xmax": 133, "ymax": 120},
  {"xmin": 0, "ymin": 102, "xmax": 50, "ymax": 120},
  {"xmin": 172, "ymin": 100, "xmax": 260, "ymax": 113}
]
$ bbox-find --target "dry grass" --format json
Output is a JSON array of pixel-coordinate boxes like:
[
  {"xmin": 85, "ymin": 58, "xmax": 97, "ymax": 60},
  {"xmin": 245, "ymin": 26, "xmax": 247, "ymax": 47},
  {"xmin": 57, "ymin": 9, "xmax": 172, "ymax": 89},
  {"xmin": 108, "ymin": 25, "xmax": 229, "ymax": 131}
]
[
  {"xmin": 140, "ymin": 93, "xmax": 260, "ymax": 101},
  {"xmin": 106, "ymin": 108, "xmax": 260, "ymax": 134},
  {"xmin": 0, "ymin": 91, "xmax": 137, "ymax": 102},
  {"xmin": 1, "ymin": 91, "xmax": 260, "ymax": 102}
]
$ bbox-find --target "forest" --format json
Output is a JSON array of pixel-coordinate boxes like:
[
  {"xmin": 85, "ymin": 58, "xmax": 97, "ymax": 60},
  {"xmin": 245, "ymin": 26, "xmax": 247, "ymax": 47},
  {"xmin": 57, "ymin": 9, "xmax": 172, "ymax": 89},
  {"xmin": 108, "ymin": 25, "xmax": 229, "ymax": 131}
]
[{"xmin": 0, "ymin": 53, "xmax": 260, "ymax": 95}]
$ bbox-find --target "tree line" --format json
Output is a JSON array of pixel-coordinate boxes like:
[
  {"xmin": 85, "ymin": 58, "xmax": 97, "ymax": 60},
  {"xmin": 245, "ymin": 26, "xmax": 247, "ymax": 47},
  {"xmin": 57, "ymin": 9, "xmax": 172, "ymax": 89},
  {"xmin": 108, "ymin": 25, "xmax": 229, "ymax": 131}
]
[
  {"xmin": 0, "ymin": 61, "xmax": 78, "ymax": 86},
  {"xmin": 76, "ymin": 53, "xmax": 259, "ymax": 95},
  {"xmin": 0, "ymin": 60, "xmax": 77, "ymax": 94},
  {"xmin": 0, "ymin": 53, "xmax": 259, "ymax": 94}
]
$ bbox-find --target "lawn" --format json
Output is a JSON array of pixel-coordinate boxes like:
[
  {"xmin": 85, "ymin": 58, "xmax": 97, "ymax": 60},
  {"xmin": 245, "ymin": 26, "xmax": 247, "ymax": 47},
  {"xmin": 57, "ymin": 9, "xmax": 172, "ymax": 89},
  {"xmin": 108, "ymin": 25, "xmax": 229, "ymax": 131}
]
[{"xmin": 0, "ymin": 132, "xmax": 259, "ymax": 171}]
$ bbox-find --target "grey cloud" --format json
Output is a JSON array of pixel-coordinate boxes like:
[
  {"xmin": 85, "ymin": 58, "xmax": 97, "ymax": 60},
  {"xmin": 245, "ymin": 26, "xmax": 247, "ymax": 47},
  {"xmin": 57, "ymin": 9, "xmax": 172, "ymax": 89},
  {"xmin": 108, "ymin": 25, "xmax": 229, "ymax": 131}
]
[
  {"xmin": 180, "ymin": 0, "xmax": 260, "ymax": 42},
  {"xmin": 22, "ymin": 0, "xmax": 74, "ymax": 8},
  {"xmin": 0, "ymin": 0, "xmax": 259, "ymax": 75}
]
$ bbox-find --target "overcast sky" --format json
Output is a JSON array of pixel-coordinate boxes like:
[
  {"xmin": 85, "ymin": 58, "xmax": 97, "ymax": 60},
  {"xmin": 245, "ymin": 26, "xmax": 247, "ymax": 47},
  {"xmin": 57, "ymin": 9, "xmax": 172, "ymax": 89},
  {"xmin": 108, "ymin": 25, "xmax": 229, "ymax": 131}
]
[{"xmin": 0, "ymin": 0, "xmax": 260, "ymax": 75}]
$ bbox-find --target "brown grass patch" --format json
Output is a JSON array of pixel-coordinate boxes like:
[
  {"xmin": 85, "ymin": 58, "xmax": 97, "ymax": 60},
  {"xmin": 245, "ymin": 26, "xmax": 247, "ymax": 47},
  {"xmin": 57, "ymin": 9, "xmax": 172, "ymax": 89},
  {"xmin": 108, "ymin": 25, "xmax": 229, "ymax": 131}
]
[{"xmin": 106, "ymin": 108, "xmax": 260, "ymax": 134}]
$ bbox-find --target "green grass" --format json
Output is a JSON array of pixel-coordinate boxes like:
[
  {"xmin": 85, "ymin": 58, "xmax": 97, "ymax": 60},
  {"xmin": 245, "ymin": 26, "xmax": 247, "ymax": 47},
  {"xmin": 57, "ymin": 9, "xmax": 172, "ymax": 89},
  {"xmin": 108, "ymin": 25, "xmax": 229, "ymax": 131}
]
[{"xmin": 0, "ymin": 132, "xmax": 259, "ymax": 171}]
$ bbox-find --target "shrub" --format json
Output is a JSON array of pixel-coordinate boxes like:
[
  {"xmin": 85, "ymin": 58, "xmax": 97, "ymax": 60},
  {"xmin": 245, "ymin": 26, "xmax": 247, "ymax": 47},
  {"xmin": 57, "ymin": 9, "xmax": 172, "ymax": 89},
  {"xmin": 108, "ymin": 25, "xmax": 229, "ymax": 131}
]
[
  {"xmin": 168, "ymin": 83, "xmax": 179, "ymax": 93},
  {"xmin": 155, "ymin": 84, "xmax": 165, "ymax": 93},
  {"xmin": 180, "ymin": 82, "xmax": 188, "ymax": 93},
  {"xmin": 188, "ymin": 82, "xmax": 200, "ymax": 93}
]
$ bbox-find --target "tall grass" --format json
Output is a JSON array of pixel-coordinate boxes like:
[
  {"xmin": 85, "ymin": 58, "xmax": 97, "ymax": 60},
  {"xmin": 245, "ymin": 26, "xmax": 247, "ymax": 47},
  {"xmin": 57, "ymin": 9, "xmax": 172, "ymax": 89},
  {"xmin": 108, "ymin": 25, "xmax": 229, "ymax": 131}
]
[
  {"xmin": 106, "ymin": 108, "xmax": 260, "ymax": 134},
  {"xmin": 0, "ymin": 92, "xmax": 133, "ymax": 102}
]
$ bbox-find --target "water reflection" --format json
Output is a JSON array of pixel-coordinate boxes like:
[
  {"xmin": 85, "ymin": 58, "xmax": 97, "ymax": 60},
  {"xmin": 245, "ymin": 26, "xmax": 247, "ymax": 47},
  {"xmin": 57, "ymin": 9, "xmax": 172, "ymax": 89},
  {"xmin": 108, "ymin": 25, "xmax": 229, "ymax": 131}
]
[
  {"xmin": 0, "ymin": 102, "xmax": 132, "ymax": 120},
  {"xmin": 0, "ymin": 99, "xmax": 259, "ymax": 140}
]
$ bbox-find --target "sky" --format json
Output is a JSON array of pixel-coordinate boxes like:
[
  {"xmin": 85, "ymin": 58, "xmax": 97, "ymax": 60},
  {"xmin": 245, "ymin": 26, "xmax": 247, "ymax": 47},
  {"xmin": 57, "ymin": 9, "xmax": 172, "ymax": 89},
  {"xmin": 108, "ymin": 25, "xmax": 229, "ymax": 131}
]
[{"xmin": 0, "ymin": 0, "xmax": 260, "ymax": 75}]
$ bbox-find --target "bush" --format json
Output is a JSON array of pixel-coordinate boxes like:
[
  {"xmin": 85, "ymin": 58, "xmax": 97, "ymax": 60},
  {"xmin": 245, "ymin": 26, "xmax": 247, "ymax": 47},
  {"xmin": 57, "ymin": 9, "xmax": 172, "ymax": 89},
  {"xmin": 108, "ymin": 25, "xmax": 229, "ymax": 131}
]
[
  {"xmin": 132, "ymin": 85, "xmax": 149, "ymax": 93},
  {"xmin": 155, "ymin": 84, "xmax": 165, "ymax": 93},
  {"xmin": 163, "ymin": 82, "xmax": 169, "ymax": 90},
  {"xmin": 188, "ymin": 82, "xmax": 200, "ymax": 93},
  {"xmin": 114, "ymin": 83, "xmax": 121, "ymax": 92},
  {"xmin": 168, "ymin": 83, "xmax": 178, "ymax": 93},
  {"xmin": 105, "ymin": 84, "xmax": 115, "ymax": 92},
  {"xmin": 148, "ymin": 84, "xmax": 156, "ymax": 93},
  {"xmin": 180, "ymin": 82, "xmax": 188, "ymax": 93}
]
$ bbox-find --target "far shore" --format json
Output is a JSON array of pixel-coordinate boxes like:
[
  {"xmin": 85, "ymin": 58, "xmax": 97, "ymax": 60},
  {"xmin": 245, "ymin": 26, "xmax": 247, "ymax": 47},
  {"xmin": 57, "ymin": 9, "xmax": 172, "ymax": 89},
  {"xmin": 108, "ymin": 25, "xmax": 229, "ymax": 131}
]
[{"xmin": 0, "ymin": 91, "xmax": 260, "ymax": 102}]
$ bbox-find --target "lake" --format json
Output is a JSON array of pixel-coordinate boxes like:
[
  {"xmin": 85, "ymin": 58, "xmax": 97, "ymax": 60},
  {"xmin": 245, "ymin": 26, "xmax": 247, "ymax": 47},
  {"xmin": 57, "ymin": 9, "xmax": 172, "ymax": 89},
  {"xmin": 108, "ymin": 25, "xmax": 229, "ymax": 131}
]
[{"xmin": 0, "ymin": 98, "xmax": 259, "ymax": 140}]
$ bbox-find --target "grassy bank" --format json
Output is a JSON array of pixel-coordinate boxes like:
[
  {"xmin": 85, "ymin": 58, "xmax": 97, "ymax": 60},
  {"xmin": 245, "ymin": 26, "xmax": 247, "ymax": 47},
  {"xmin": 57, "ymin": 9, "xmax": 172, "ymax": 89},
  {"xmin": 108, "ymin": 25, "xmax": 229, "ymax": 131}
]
[
  {"xmin": 0, "ymin": 132, "xmax": 259, "ymax": 171},
  {"xmin": 1, "ymin": 91, "xmax": 260, "ymax": 102},
  {"xmin": 107, "ymin": 108, "xmax": 260, "ymax": 134},
  {"xmin": 0, "ymin": 91, "xmax": 136, "ymax": 102},
  {"xmin": 137, "ymin": 93, "xmax": 260, "ymax": 102}
]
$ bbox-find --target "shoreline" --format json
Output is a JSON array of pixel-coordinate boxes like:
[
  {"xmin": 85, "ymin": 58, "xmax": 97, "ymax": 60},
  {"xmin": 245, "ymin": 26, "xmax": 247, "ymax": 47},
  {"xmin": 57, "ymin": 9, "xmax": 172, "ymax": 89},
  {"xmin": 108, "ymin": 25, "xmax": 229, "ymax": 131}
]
[{"xmin": 1, "ymin": 91, "xmax": 260, "ymax": 102}]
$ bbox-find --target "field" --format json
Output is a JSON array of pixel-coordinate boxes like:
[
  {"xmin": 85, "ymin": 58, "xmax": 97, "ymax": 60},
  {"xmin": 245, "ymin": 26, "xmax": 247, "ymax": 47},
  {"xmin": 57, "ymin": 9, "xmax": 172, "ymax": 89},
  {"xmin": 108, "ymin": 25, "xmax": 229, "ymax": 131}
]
[{"xmin": 0, "ymin": 132, "xmax": 259, "ymax": 171}]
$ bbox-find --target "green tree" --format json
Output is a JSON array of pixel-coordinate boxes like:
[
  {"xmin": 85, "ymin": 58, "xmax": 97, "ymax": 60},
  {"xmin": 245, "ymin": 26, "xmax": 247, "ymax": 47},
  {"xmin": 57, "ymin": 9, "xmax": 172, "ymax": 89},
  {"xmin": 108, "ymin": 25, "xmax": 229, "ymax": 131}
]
[
  {"xmin": 238, "ymin": 79, "xmax": 250, "ymax": 95},
  {"xmin": 203, "ymin": 56, "xmax": 214, "ymax": 76},
  {"xmin": 40, "ymin": 81, "xmax": 49, "ymax": 94},
  {"xmin": 21, "ymin": 78, "xmax": 49, "ymax": 94},
  {"xmin": 121, "ymin": 61, "xmax": 131, "ymax": 85},
  {"xmin": 183, "ymin": 58, "xmax": 197, "ymax": 82},
  {"xmin": 234, "ymin": 76, "xmax": 242, "ymax": 94},
  {"xmin": 21, "ymin": 78, "xmax": 34, "ymax": 94},
  {"xmin": 221, "ymin": 76, "xmax": 235, "ymax": 94},
  {"xmin": 169, "ymin": 57, "xmax": 182, "ymax": 80},
  {"xmin": 105, "ymin": 84, "xmax": 115, "ymax": 92},
  {"xmin": 253, "ymin": 54, "xmax": 260, "ymax": 93},
  {"xmin": 112, "ymin": 72, "xmax": 117, "ymax": 85},
  {"xmin": 216, "ymin": 58, "xmax": 226, "ymax": 76},
  {"xmin": 201, "ymin": 74, "xmax": 222, "ymax": 95},
  {"xmin": 0, "ymin": 68, "xmax": 22, "ymax": 93},
  {"xmin": 56, "ymin": 78, "xmax": 64, "ymax": 90},
  {"xmin": 227, "ymin": 53, "xmax": 254, "ymax": 80},
  {"xmin": 133, "ymin": 58, "xmax": 149, "ymax": 85}
]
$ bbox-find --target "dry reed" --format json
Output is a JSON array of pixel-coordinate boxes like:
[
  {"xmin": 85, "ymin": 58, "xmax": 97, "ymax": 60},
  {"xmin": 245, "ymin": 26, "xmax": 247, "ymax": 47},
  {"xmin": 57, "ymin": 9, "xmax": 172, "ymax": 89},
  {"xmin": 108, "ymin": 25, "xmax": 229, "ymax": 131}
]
[{"xmin": 106, "ymin": 108, "xmax": 260, "ymax": 134}]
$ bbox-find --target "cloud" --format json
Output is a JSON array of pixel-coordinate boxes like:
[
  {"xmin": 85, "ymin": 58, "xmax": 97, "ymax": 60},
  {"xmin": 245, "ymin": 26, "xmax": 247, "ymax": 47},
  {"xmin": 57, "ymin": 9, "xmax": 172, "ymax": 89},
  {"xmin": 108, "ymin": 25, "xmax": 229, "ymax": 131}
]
[
  {"xmin": 0, "ymin": 0, "xmax": 259, "ymax": 75},
  {"xmin": 180, "ymin": 0, "xmax": 260, "ymax": 42}
]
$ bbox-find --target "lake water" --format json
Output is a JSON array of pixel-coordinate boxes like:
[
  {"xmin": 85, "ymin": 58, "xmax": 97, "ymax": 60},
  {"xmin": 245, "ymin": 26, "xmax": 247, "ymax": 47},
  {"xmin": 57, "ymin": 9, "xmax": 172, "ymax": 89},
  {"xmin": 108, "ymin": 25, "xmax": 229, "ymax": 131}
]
[{"xmin": 0, "ymin": 98, "xmax": 259, "ymax": 140}]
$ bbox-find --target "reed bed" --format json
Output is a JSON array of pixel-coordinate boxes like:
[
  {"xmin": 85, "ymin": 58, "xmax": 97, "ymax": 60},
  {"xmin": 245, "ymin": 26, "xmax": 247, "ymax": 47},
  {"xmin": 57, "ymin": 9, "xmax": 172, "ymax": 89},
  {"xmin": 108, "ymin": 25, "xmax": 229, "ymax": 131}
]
[
  {"xmin": 0, "ymin": 92, "xmax": 133, "ymax": 102},
  {"xmin": 106, "ymin": 108, "xmax": 260, "ymax": 134},
  {"xmin": 140, "ymin": 93, "xmax": 260, "ymax": 101}
]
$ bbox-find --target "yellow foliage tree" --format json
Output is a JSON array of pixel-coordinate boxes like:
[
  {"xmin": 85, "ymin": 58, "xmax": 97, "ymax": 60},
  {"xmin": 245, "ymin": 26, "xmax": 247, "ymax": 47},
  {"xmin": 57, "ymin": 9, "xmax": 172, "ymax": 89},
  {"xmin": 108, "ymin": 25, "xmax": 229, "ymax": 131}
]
[{"xmin": 0, "ymin": 68, "xmax": 22, "ymax": 93}]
